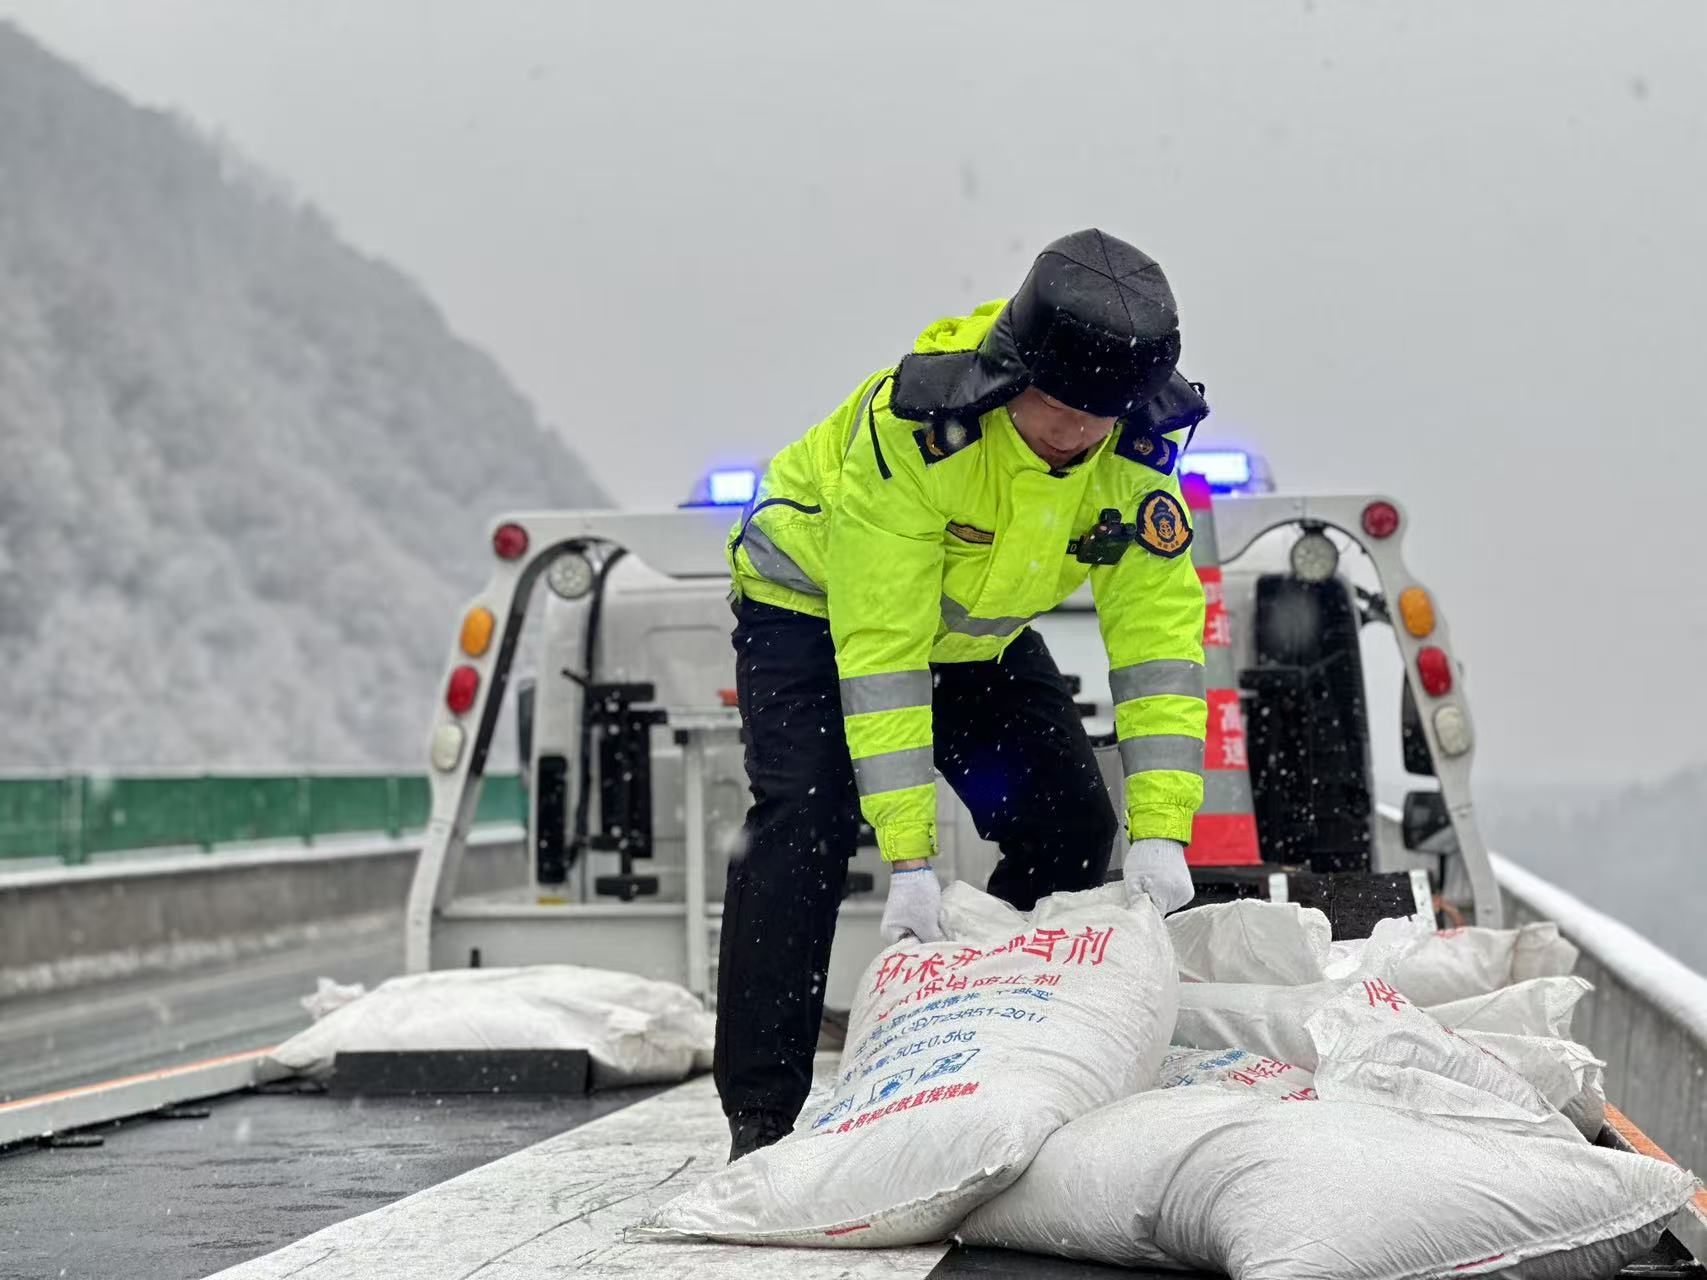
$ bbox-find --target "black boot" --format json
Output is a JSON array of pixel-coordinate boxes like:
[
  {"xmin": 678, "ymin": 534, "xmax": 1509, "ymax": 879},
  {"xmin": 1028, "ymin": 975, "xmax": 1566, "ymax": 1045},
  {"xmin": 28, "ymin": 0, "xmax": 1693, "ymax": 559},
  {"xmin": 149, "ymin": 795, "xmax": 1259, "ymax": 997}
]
[{"xmin": 727, "ymin": 1110, "xmax": 793, "ymax": 1163}]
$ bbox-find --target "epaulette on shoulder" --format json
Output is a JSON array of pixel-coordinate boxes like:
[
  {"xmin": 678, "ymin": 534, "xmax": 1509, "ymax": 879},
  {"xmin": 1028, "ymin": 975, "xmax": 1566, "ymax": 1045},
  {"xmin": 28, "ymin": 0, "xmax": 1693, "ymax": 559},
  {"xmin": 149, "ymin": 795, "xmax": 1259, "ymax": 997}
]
[
  {"xmin": 913, "ymin": 417, "xmax": 984, "ymax": 466},
  {"xmin": 1111, "ymin": 422, "xmax": 1180, "ymax": 476}
]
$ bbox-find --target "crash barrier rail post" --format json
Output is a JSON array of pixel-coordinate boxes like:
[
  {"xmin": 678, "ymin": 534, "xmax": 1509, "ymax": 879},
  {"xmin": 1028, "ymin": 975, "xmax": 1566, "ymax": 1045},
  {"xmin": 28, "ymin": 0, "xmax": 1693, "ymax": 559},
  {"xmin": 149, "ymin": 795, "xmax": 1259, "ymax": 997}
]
[{"xmin": 0, "ymin": 772, "xmax": 526, "ymax": 865}]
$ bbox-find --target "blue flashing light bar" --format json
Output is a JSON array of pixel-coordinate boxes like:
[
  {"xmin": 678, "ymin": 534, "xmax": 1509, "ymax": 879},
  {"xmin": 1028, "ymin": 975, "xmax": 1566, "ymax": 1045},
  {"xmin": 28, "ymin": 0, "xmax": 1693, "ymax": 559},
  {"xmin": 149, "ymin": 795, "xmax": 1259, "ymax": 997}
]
[
  {"xmin": 707, "ymin": 468, "xmax": 758, "ymax": 506},
  {"xmin": 1181, "ymin": 449, "xmax": 1254, "ymax": 493}
]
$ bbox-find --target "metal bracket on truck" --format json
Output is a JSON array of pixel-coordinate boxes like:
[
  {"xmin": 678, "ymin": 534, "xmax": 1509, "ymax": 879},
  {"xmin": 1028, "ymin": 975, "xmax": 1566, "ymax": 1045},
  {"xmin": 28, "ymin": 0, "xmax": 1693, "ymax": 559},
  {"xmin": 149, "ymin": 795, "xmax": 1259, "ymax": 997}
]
[
  {"xmin": 406, "ymin": 490, "xmax": 1502, "ymax": 1000},
  {"xmin": 404, "ymin": 508, "xmax": 736, "ymax": 989}
]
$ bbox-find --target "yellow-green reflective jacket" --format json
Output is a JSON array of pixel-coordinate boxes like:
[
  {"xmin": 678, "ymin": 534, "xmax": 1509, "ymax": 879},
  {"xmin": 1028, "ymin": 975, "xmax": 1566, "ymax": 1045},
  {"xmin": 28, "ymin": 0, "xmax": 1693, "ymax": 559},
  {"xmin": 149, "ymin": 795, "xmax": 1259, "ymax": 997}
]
[{"xmin": 728, "ymin": 301, "xmax": 1207, "ymax": 861}]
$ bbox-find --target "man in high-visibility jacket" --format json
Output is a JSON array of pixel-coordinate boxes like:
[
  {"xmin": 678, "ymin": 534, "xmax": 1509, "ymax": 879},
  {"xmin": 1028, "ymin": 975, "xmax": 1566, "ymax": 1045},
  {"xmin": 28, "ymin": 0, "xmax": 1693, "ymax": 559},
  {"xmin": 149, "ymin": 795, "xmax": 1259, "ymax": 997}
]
[{"xmin": 717, "ymin": 229, "xmax": 1209, "ymax": 1160}]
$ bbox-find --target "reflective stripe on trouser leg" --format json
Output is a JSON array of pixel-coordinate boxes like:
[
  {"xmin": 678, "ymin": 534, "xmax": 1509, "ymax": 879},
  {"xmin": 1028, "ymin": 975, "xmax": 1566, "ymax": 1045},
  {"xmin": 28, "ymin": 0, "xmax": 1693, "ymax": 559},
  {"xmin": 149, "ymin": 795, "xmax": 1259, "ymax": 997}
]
[
  {"xmin": 840, "ymin": 670, "xmax": 932, "ymax": 717},
  {"xmin": 851, "ymin": 745, "xmax": 935, "ymax": 795}
]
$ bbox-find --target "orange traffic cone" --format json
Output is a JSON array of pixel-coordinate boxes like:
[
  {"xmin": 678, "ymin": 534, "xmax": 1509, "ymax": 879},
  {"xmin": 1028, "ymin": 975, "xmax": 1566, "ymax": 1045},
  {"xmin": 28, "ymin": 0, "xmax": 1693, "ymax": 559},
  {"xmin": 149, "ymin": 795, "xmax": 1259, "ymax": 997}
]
[{"xmin": 1181, "ymin": 472, "xmax": 1262, "ymax": 866}]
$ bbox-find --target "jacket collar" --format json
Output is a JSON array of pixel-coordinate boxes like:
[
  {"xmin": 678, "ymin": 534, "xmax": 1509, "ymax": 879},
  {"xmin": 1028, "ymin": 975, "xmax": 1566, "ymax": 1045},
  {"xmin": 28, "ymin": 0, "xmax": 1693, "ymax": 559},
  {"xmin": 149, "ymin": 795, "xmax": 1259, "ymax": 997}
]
[{"xmin": 987, "ymin": 405, "xmax": 1111, "ymax": 478}]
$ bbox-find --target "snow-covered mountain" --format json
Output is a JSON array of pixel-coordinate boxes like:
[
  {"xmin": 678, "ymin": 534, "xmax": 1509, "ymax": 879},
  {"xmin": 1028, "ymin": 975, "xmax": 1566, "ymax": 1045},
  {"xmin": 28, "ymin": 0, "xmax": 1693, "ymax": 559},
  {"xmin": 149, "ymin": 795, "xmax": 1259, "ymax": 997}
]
[{"xmin": 0, "ymin": 22, "xmax": 606, "ymax": 769}]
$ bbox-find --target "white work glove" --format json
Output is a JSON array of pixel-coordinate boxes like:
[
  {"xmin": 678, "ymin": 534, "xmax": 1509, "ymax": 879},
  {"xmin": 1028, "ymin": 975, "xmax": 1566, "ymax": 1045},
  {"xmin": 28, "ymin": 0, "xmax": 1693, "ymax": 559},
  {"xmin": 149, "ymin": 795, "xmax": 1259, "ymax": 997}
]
[
  {"xmin": 881, "ymin": 866, "xmax": 945, "ymax": 943},
  {"xmin": 1123, "ymin": 838, "xmax": 1195, "ymax": 915}
]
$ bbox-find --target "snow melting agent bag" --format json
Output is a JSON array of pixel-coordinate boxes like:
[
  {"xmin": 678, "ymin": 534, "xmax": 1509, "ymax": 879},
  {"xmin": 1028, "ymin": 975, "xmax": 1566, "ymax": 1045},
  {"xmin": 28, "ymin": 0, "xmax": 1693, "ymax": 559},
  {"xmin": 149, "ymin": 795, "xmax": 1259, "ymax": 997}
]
[
  {"xmin": 1426, "ymin": 975, "xmax": 1591, "ymax": 1039},
  {"xmin": 1157, "ymin": 1046, "xmax": 1316, "ymax": 1101},
  {"xmin": 960, "ymin": 1089, "xmax": 1695, "ymax": 1280},
  {"xmin": 1381, "ymin": 922, "xmax": 1581, "ymax": 1007},
  {"xmin": 1167, "ymin": 899, "xmax": 1333, "ymax": 985},
  {"xmin": 1457, "ymin": 1029, "xmax": 1607, "ymax": 1140},
  {"xmin": 1174, "ymin": 974, "xmax": 1593, "ymax": 1068},
  {"xmin": 640, "ymin": 882, "xmax": 1178, "ymax": 1247},
  {"xmin": 1304, "ymin": 978, "xmax": 1582, "ymax": 1140},
  {"xmin": 1173, "ymin": 978, "xmax": 1350, "ymax": 1066},
  {"xmin": 965, "ymin": 979, "xmax": 1693, "ymax": 1278},
  {"xmin": 266, "ymin": 965, "xmax": 714, "ymax": 1088},
  {"xmin": 1168, "ymin": 976, "xmax": 1608, "ymax": 1138}
]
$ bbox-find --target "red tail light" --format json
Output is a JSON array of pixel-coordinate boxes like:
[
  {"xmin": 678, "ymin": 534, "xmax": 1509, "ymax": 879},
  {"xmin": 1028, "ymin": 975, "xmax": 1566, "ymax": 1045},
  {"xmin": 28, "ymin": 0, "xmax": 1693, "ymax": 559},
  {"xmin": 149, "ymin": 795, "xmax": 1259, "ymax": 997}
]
[
  {"xmin": 1361, "ymin": 501, "xmax": 1400, "ymax": 539},
  {"xmin": 446, "ymin": 664, "xmax": 480, "ymax": 714},
  {"xmin": 1416, "ymin": 646, "xmax": 1452, "ymax": 697},
  {"xmin": 492, "ymin": 523, "xmax": 529, "ymax": 560}
]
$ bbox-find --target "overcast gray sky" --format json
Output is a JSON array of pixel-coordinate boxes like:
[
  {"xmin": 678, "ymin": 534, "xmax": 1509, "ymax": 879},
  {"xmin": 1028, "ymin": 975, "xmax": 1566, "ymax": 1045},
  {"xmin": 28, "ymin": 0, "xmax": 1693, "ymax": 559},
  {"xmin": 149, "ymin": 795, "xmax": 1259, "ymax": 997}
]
[{"xmin": 3, "ymin": 0, "xmax": 1704, "ymax": 789}]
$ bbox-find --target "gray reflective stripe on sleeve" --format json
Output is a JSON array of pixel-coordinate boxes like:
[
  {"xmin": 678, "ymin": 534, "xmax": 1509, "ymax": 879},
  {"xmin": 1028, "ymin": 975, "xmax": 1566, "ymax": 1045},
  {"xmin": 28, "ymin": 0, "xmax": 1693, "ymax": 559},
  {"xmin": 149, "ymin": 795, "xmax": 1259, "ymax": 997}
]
[
  {"xmin": 741, "ymin": 524, "xmax": 824, "ymax": 596},
  {"xmin": 1109, "ymin": 659, "xmax": 1207, "ymax": 705},
  {"xmin": 940, "ymin": 595, "xmax": 1032, "ymax": 638},
  {"xmin": 1118, "ymin": 734, "xmax": 1205, "ymax": 778},
  {"xmin": 843, "ymin": 379, "xmax": 887, "ymax": 456},
  {"xmin": 840, "ymin": 670, "xmax": 932, "ymax": 717},
  {"xmin": 852, "ymin": 746, "xmax": 935, "ymax": 795}
]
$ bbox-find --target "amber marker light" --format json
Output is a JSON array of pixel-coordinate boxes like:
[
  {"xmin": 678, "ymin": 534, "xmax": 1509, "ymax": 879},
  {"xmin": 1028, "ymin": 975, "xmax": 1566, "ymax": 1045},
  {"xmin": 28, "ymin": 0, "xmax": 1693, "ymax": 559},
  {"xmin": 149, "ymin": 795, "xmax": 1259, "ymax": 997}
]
[
  {"xmin": 460, "ymin": 606, "xmax": 495, "ymax": 657},
  {"xmin": 1398, "ymin": 587, "xmax": 1436, "ymax": 638}
]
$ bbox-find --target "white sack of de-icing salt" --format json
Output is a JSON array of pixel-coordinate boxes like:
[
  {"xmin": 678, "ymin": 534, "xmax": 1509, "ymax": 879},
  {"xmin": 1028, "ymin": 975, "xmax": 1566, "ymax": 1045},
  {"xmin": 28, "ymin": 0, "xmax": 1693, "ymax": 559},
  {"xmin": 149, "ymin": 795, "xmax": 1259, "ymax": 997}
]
[
  {"xmin": 1511, "ymin": 920, "xmax": 1580, "ymax": 983},
  {"xmin": 960, "ymin": 1088, "xmax": 1696, "ymax": 1280},
  {"xmin": 1305, "ymin": 978, "xmax": 1580, "ymax": 1140},
  {"xmin": 1425, "ymin": 975, "xmax": 1592, "ymax": 1039},
  {"xmin": 1172, "ymin": 980, "xmax": 1350, "ymax": 1067},
  {"xmin": 1382, "ymin": 922, "xmax": 1582, "ymax": 1006},
  {"xmin": 1171, "ymin": 977, "xmax": 1605, "ymax": 1132},
  {"xmin": 640, "ymin": 882, "xmax": 1178, "ymax": 1247},
  {"xmin": 1320, "ymin": 914, "xmax": 1430, "ymax": 981},
  {"xmin": 1459, "ymin": 1029, "xmax": 1607, "ymax": 1140},
  {"xmin": 959, "ymin": 1087, "xmax": 1249, "ymax": 1271},
  {"xmin": 1157, "ymin": 1046, "xmax": 1316, "ymax": 1101},
  {"xmin": 301, "ymin": 976, "xmax": 367, "ymax": 1020},
  {"xmin": 266, "ymin": 965, "xmax": 714, "ymax": 1087},
  {"xmin": 1165, "ymin": 899, "xmax": 1332, "ymax": 985},
  {"xmin": 1383, "ymin": 926, "xmax": 1516, "ymax": 1006}
]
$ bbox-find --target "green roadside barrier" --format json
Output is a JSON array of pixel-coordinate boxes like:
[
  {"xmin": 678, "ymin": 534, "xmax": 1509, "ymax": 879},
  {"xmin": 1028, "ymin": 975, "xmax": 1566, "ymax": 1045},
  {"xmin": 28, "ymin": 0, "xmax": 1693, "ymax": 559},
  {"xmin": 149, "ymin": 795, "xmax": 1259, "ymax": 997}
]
[
  {"xmin": 0, "ymin": 777, "xmax": 78, "ymax": 862},
  {"xmin": 0, "ymin": 772, "xmax": 525, "ymax": 864}
]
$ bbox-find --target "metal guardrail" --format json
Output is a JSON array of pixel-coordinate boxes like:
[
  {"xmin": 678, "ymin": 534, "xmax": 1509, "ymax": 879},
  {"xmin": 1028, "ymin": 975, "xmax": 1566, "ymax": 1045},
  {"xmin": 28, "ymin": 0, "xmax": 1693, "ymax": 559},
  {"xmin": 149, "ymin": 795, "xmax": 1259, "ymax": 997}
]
[
  {"xmin": 0, "ymin": 773, "xmax": 526, "ymax": 864},
  {"xmin": 1494, "ymin": 853, "xmax": 1707, "ymax": 1179}
]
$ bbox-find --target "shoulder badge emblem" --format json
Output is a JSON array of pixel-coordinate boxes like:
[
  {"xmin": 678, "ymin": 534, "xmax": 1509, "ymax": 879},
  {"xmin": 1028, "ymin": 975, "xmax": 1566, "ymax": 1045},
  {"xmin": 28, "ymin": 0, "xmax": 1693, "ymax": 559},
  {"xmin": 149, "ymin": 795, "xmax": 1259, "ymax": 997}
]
[
  {"xmin": 1136, "ymin": 490, "xmax": 1193, "ymax": 558},
  {"xmin": 914, "ymin": 417, "xmax": 983, "ymax": 466},
  {"xmin": 1113, "ymin": 424, "xmax": 1179, "ymax": 475}
]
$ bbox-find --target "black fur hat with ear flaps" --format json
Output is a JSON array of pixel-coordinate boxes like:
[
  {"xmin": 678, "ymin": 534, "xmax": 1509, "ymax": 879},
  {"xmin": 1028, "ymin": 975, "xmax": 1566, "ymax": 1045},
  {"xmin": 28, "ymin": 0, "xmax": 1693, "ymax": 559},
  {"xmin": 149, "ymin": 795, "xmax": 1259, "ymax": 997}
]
[{"xmin": 891, "ymin": 229, "xmax": 1181, "ymax": 424}]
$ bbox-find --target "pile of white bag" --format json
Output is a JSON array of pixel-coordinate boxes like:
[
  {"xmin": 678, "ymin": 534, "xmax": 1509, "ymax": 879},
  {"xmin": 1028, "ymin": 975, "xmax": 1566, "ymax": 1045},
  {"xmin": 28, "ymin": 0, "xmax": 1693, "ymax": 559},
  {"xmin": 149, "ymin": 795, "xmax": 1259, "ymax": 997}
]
[
  {"xmin": 962, "ymin": 965, "xmax": 1695, "ymax": 1279},
  {"xmin": 962, "ymin": 1088, "xmax": 1690, "ymax": 1279},
  {"xmin": 1165, "ymin": 896, "xmax": 1582, "ymax": 1001},
  {"xmin": 1166, "ymin": 898, "xmax": 1609, "ymax": 1141},
  {"xmin": 640, "ymin": 882, "xmax": 1178, "ymax": 1246},
  {"xmin": 266, "ymin": 965, "xmax": 716, "ymax": 1088},
  {"xmin": 640, "ymin": 893, "xmax": 1696, "ymax": 1277}
]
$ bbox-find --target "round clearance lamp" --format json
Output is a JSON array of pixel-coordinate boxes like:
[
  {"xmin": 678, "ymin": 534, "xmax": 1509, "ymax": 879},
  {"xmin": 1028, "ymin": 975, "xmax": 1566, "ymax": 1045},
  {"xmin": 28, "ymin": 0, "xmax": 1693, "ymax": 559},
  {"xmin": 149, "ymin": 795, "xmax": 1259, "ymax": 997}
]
[
  {"xmin": 1289, "ymin": 528, "xmax": 1340, "ymax": 584},
  {"xmin": 546, "ymin": 551, "xmax": 597, "ymax": 600}
]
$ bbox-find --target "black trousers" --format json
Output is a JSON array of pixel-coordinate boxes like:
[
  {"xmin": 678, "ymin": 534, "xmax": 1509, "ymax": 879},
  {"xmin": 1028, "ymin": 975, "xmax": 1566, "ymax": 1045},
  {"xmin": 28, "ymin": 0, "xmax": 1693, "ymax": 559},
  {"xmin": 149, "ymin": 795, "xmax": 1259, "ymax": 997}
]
[{"xmin": 713, "ymin": 598, "xmax": 1117, "ymax": 1122}]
